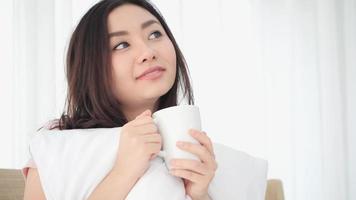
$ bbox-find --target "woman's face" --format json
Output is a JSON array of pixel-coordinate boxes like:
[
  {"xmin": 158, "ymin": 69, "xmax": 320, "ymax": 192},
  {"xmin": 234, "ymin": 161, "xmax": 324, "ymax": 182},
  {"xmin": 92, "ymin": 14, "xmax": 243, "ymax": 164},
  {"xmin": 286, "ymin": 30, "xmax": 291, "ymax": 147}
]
[{"xmin": 108, "ymin": 4, "xmax": 176, "ymax": 109}]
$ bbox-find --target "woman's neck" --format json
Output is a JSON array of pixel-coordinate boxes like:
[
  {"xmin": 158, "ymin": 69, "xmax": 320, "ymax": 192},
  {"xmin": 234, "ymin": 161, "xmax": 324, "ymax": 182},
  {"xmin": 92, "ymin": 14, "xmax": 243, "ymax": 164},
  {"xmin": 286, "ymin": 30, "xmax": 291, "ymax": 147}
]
[{"xmin": 122, "ymin": 100, "xmax": 159, "ymax": 122}]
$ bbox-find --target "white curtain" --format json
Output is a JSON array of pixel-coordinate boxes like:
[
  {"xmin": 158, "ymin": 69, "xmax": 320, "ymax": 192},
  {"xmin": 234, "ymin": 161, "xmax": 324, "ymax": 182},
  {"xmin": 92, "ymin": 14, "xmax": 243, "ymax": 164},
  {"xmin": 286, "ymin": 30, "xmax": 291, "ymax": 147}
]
[{"xmin": 0, "ymin": 0, "xmax": 355, "ymax": 200}]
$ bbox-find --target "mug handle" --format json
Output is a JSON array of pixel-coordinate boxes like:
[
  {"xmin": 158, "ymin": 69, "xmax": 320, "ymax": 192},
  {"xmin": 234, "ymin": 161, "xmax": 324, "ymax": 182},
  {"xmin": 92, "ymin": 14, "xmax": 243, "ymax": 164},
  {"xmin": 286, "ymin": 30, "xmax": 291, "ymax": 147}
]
[
  {"xmin": 153, "ymin": 117, "xmax": 164, "ymax": 158},
  {"xmin": 152, "ymin": 117, "xmax": 166, "ymax": 159}
]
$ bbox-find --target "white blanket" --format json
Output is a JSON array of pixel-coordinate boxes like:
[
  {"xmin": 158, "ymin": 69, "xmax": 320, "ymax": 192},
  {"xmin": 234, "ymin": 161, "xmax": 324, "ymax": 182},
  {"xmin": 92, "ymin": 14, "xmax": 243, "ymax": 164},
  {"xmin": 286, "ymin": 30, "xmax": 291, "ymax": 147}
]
[{"xmin": 26, "ymin": 127, "xmax": 267, "ymax": 200}]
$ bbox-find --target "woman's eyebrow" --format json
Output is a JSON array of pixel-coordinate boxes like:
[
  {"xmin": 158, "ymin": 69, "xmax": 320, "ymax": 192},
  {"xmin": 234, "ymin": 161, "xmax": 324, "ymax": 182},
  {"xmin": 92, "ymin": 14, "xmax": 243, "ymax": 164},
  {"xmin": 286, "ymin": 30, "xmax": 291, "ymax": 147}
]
[{"xmin": 109, "ymin": 19, "xmax": 159, "ymax": 38}]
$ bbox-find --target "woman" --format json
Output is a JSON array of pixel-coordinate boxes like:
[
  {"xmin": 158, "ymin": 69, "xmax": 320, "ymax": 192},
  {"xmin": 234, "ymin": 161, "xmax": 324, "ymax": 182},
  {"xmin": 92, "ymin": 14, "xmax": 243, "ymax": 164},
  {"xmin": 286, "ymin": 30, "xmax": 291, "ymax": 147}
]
[{"xmin": 23, "ymin": 0, "xmax": 217, "ymax": 199}]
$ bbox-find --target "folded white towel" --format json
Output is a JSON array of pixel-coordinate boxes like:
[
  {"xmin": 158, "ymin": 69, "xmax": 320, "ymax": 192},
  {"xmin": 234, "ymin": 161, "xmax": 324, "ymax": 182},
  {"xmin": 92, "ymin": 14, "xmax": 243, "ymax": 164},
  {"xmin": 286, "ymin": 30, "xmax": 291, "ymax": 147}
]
[{"xmin": 25, "ymin": 127, "xmax": 267, "ymax": 200}]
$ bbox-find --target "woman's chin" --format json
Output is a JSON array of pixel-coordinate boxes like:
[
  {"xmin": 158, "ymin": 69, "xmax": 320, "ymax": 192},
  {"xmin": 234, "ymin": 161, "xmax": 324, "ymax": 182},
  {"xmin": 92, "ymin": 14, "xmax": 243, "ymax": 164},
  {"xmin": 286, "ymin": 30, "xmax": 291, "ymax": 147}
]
[{"xmin": 141, "ymin": 85, "xmax": 170, "ymax": 100}]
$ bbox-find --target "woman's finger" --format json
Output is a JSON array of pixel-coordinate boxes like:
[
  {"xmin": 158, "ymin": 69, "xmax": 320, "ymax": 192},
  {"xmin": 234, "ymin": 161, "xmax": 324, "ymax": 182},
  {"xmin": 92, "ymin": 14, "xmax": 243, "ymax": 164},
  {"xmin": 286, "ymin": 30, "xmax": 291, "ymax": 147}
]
[
  {"xmin": 176, "ymin": 142, "xmax": 214, "ymax": 166},
  {"xmin": 170, "ymin": 159, "xmax": 210, "ymax": 175},
  {"xmin": 189, "ymin": 129, "xmax": 214, "ymax": 157},
  {"xmin": 169, "ymin": 169, "xmax": 204, "ymax": 183},
  {"xmin": 134, "ymin": 123, "xmax": 158, "ymax": 135},
  {"xmin": 131, "ymin": 116, "xmax": 154, "ymax": 127},
  {"xmin": 142, "ymin": 133, "xmax": 162, "ymax": 143}
]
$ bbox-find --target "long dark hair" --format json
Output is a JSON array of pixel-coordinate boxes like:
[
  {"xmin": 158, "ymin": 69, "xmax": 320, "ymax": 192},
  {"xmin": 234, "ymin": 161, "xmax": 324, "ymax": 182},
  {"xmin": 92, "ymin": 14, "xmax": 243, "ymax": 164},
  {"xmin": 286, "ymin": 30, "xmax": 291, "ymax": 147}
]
[{"xmin": 50, "ymin": 0, "xmax": 194, "ymax": 130}]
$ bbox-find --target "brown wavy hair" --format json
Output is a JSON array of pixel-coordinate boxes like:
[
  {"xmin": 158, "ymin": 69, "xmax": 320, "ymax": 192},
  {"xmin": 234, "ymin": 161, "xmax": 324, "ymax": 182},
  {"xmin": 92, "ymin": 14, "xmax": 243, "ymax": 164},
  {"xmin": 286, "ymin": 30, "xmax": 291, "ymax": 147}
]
[{"xmin": 49, "ymin": 0, "xmax": 194, "ymax": 130}]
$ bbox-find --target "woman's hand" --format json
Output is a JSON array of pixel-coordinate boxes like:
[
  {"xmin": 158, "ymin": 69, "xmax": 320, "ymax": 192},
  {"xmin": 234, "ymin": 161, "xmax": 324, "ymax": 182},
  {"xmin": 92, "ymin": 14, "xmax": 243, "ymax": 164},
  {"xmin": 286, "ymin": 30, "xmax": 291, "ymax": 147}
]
[
  {"xmin": 169, "ymin": 129, "xmax": 217, "ymax": 200},
  {"xmin": 113, "ymin": 109, "xmax": 162, "ymax": 181}
]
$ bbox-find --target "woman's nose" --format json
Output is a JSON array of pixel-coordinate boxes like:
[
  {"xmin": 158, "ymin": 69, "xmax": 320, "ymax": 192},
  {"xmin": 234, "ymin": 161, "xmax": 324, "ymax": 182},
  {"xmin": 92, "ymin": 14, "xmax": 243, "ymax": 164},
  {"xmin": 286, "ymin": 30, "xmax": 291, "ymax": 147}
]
[{"xmin": 137, "ymin": 43, "xmax": 157, "ymax": 64}]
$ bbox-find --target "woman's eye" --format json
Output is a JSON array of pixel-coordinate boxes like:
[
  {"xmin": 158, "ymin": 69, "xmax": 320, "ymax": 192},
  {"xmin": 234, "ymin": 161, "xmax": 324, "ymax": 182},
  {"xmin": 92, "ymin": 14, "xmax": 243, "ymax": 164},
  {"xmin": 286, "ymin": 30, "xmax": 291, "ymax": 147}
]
[
  {"xmin": 114, "ymin": 42, "xmax": 129, "ymax": 50},
  {"xmin": 149, "ymin": 31, "xmax": 162, "ymax": 40},
  {"xmin": 113, "ymin": 31, "xmax": 162, "ymax": 51}
]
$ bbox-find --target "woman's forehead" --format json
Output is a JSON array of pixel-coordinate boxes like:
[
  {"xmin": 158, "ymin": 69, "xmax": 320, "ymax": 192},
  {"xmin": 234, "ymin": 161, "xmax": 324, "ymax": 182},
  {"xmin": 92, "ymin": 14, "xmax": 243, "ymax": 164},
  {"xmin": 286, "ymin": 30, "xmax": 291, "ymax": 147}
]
[{"xmin": 107, "ymin": 4, "xmax": 158, "ymax": 33}]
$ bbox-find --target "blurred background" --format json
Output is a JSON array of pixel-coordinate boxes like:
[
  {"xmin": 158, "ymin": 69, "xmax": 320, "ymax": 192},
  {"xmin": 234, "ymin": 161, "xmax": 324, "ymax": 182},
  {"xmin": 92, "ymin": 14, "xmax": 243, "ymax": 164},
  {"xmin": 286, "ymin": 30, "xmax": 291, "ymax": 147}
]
[{"xmin": 0, "ymin": 0, "xmax": 355, "ymax": 199}]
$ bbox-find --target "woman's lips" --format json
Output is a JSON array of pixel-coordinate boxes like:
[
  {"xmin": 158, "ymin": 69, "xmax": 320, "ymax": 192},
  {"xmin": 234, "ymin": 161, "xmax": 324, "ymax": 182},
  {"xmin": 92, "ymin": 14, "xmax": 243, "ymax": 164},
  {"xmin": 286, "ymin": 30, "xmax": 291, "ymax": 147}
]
[{"xmin": 137, "ymin": 68, "xmax": 165, "ymax": 80}]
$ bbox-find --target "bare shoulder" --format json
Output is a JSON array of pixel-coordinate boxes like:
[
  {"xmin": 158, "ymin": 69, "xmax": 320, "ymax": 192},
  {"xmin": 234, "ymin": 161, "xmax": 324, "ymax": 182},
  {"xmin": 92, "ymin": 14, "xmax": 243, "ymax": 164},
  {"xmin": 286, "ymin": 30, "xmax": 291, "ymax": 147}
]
[{"xmin": 23, "ymin": 168, "xmax": 46, "ymax": 200}]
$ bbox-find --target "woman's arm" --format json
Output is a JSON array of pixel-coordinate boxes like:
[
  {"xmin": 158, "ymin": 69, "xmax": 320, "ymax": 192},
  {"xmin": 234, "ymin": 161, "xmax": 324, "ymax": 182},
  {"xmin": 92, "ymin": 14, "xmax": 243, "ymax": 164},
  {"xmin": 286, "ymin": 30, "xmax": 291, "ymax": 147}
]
[
  {"xmin": 87, "ymin": 167, "xmax": 139, "ymax": 200},
  {"xmin": 23, "ymin": 167, "xmax": 137, "ymax": 200},
  {"xmin": 23, "ymin": 168, "xmax": 46, "ymax": 200}
]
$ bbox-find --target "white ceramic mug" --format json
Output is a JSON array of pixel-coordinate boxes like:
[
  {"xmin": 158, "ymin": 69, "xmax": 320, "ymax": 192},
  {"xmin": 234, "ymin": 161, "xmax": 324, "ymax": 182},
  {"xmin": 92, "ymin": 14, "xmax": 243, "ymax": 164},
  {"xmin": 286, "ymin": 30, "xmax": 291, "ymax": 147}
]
[{"xmin": 152, "ymin": 105, "xmax": 202, "ymax": 170}]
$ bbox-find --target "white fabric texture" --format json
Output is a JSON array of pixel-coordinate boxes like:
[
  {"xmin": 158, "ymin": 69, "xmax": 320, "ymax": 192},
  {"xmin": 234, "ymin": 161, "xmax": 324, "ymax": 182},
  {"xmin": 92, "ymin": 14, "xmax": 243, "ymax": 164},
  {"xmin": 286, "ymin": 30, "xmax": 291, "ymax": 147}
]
[{"xmin": 27, "ymin": 127, "xmax": 267, "ymax": 200}]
